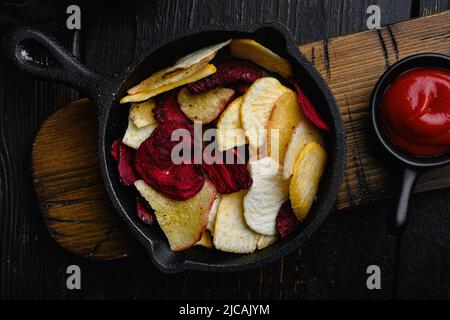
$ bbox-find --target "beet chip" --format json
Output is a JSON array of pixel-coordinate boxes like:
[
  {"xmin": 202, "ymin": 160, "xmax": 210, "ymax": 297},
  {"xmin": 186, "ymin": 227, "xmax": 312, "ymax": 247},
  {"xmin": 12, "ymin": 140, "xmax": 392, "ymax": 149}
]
[
  {"xmin": 276, "ymin": 201, "xmax": 300, "ymax": 238},
  {"xmin": 111, "ymin": 139, "xmax": 138, "ymax": 186},
  {"xmin": 110, "ymin": 139, "xmax": 121, "ymax": 161},
  {"xmin": 235, "ymin": 82, "xmax": 251, "ymax": 95},
  {"xmin": 135, "ymin": 121, "xmax": 205, "ymax": 201},
  {"xmin": 188, "ymin": 59, "xmax": 263, "ymax": 93},
  {"xmin": 153, "ymin": 91, "xmax": 190, "ymax": 123},
  {"xmin": 290, "ymin": 79, "xmax": 330, "ymax": 131},
  {"xmin": 202, "ymin": 148, "xmax": 252, "ymax": 194},
  {"xmin": 136, "ymin": 199, "xmax": 155, "ymax": 225}
]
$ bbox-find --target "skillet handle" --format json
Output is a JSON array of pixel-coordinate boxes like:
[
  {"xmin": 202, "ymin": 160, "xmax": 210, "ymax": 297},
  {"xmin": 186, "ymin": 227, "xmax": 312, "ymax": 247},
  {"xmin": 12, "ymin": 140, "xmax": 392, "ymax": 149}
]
[
  {"xmin": 3, "ymin": 27, "xmax": 108, "ymax": 103},
  {"xmin": 387, "ymin": 166, "xmax": 418, "ymax": 235}
]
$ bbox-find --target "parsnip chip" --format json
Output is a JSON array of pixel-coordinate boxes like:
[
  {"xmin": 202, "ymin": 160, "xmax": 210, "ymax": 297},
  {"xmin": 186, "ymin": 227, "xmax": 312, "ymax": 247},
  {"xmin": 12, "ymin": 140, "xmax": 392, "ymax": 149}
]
[
  {"xmin": 129, "ymin": 99, "xmax": 157, "ymax": 128},
  {"xmin": 122, "ymin": 118, "xmax": 157, "ymax": 150},
  {"xmin": 243, "ymin": 157, "xmax": 289, "ymax": 236},
  {"xmin": 230, "ymin": 39, "xmax": 293, "ymax": 78},
  {"xmin": 120, "ymin": 64, "xmax": 217, "ymax": 104},
  {"xmin": 196, "ymin": 230, "xmax": 213, "ymax": 249},
  {"xmin": 282, "ymin": 118, "xmax": 324, "ymax": 180},
  {"xmin": 207, "ymin": 194, "xmax": 221, "ymax": 235},
  {"xmin": 134, "ymin": 179, "xmax": 216, "ymax": 252},
  {"xmin": 289, "ymin": 142, "xmax": 327, "ymax": 221},
  {"xmin": 213, "ymin": 190, "xmax": 259, "ymax": 254},
  {"xmin": 216, "ymin": 96, "xmax": 248, "ymax": 151},
  {"xmin": 178, "ymin": 87, "xmax": 235, "ymax": 124},
  {"xmin": 267, "ymin": 90, "xmax": 304, "ymax": 164},
  {"xmin": 127, "ymin": 40, "xmax": 229, "ymax": 96},
  {"xmin": 241, "ymin": 77, "xmax": 289, "ymax": 149},
  {"xmin": 127, "ymin": 60, "xmax": 208, "ymax": 95},
  {"xmin": 172, "ymin": 39, "xmax": 231, "ymax": 70},
  {"xmin": 257, "ymin": 234, "xmax": 278, "ymax": 250}
]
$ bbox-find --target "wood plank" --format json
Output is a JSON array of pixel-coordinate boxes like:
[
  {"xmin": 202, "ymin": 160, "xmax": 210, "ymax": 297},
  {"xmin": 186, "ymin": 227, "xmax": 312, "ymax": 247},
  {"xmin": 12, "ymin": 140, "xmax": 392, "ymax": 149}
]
[
  {"xmin": 299, "ymin": 10, "xmax": 450, "ymax": 210},
  {"xmin": 0, "ymin": 42, "xmax": 77, "ymax": 299},
  {"xmin": 420, "ymin": 0, "xmax": 450, "ymax": 15},
  {"xmin": 395, "ymin": 188, "xmax": 450, "ymax": 298}
]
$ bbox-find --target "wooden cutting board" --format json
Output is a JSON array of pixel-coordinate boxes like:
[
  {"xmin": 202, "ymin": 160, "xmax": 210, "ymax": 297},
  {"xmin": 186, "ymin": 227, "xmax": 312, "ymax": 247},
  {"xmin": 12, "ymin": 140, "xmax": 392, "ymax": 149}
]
[
  {"xmin": 32, "ymin": 11, "xmax": 450, "ymax": 260},
  {"xmin": 33, "ymin": 99, "xmax": 139, "ymax": 259}
]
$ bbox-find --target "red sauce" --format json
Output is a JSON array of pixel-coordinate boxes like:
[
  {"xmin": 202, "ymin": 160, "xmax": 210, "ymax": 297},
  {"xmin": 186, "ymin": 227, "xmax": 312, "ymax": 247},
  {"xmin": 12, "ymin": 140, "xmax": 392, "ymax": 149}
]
[{"xmin": 381, "ymin": 68, "xmax": 450, "ymax": 156}]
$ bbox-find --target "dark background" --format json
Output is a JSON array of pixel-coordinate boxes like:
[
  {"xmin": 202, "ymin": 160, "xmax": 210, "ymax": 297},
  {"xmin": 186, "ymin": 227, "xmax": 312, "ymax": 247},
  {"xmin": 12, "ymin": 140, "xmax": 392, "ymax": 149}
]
[{"xmin": 1, "ymin": 0, "xmax": 450, "ymax": 300}]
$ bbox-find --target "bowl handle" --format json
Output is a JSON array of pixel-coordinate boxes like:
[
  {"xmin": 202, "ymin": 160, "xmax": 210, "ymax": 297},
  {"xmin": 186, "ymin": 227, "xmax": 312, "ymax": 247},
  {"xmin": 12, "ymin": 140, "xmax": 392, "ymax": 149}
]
[
  {"xmin": 2, "ymin": 27, "xmax": 118, "ymax": 106},
  {"xmin": 387, "ymin": 166, "xmax": 418, "ymax": 235}
]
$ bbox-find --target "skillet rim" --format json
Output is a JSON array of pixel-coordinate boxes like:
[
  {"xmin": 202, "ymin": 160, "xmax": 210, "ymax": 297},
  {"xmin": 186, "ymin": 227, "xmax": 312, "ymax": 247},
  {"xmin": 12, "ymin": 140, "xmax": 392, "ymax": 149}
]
[{"xmin": 98, "ymin": 21, "xmax": 346, "ymax": 273}]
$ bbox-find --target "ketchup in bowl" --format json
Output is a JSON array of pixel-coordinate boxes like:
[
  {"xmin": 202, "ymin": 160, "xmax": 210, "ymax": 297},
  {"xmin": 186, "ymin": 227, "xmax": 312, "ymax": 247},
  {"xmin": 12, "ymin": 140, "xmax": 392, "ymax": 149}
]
[{"xmin": 381, "ymin": 68, "xmax": 450, "ymax": 156}]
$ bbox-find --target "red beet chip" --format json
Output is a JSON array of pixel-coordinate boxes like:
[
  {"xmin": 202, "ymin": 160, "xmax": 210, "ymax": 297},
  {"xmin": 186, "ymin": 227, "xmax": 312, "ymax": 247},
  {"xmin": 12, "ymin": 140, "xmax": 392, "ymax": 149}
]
[
  {"xmin": 188, "ymin": 59, "xmax": 263, "ymax": 93},
  {"xmin": 153, "ymin": 91, "xmax": 190, "ymax": 123},
  {"xmin": 229, "ymin": 161, "xmax": 253, "ymax": 190},
  {"xmin": 290, "ymin": 78, "xmax": 330, "ymax": 131},
  {"xmin": 136, "ymin": 158, "xmax": 205, "ymax": 200},
  {"xmin": 111, "ymin": 139, "xmax": 138, "ymax": 186},
  {"xmin": 135, "ymin": 121, "xmax": 205, "ymax": 201},
  {"xmin": 118, "ymin": 143, "xmax": 138, "ymax": 186},
  {"xmin": 202, "ymin": 162, "xmax": 237, "ymax": 194},
  {"xmin": 136, "ymin": 199, "xmax": 155, "ymax": 225},
  {"xmin": 235, "ymin": 82, "xmax": 251, "ymax": 95},
  {"xmin": 202, "ymin": 148, "xmax": 252, "ymax": 194},
  {"xmin": 110, "ymin": 139, "xmax": 121, "ymax": 161},
  {"xmin": 141, "ymin": 120, "xmax": 195, "ymax": 169},
  {"xmin": 276, "ymin": 201, "xmax": 300, "ymax": 238},
  {"xmin": 227, "ymin": 82, "xmax": 251, "ymax": 97}
]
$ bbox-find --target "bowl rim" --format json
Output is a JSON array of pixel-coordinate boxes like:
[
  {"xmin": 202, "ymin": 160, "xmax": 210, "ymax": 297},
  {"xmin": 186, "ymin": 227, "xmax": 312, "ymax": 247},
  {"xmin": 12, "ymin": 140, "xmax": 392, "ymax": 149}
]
[
  {"xmin": 99, "ymin": 21, "xmax": 347, "ymax": 273},
  {"xmin": 370, "ymin": 52, "xmax": 450, "ymax": 168}
]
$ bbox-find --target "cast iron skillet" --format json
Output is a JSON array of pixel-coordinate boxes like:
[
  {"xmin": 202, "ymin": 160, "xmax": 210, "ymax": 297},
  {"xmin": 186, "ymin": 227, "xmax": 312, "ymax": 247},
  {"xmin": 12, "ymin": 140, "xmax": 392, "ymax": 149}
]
[
  {"xmin": 3, "ymin": 23, "xmax": 345, "ymax": 272},
  {"xmin": 370, "ymin": 53, "xmax": 450, "ymax": 235}
]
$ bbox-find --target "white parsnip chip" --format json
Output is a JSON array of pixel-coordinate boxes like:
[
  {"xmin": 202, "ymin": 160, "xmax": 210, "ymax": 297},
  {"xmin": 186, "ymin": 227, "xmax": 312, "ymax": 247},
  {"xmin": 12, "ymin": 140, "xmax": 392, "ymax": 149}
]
[
  {"xmin": 129, "ymin": 99, "xmax": 157, "ymax": 128},
  {"xmin": 244, "ymin": 157, "xmax": 289, "ymax": 236},
  {"xmin": 134, "ymin": 180, "xmax": 216, "ymax": 252},
  {"xmin": 207, "ymin": 194, "xmax": 221, "ymax": 235},
  {"xmin": 289, "ymin": 142, "xmax": 327, "ymax": 221},
  {"xmin": 122, "ymin": 118, "xmax": 157, "ymax": 150},
  {"xmin": 257, "ymin": 234, "xmax": 278, "ymax": 250},
  {"xmin": 172, "ymin": 39, "xmax": 231, "ymax": 70},
  {"xmin": 120, "ymin": 64, "xmax": 217, "ymax": 103},
  {"xmin": 240, "ymin": 77, "xmax": 289, "ymax": 149},
  {"xmin": 213, "ymin": 190, "xmax": 259, "ymax": 254},
  {"xmin": 178, "ymin": 87, "xmax": 235, "ymax": 124},
  {"xmin": 196, "ymin": 231, "xmax": 213, "ymax": 249},
  {"xmin": 216, "ymin": 96, "xmax": 248, "ymax": 151},
  {"xmin": 282, "ymin": 118, "xmax": 324, "ymax": 180}
]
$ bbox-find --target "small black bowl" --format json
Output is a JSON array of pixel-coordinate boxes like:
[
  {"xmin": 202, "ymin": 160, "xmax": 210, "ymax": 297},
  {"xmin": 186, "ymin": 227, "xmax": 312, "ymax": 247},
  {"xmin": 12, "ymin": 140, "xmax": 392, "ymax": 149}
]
[{"xmin": 370, "ymin": 53, "xmax": 450, "ymax": 234}]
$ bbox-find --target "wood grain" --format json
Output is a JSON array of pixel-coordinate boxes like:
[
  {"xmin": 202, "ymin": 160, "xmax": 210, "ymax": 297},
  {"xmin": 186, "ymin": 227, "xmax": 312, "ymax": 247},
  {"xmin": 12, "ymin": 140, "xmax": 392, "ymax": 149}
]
[
  {"xmin": 299, "ymin": 11, "xmax": 450, "ymax": 210},
  {"xmin": 420, "ymin": 0, "xmax": 450, "ymax": 15},
  {"xmin": 32, "ymin": 99, "xmax": 137, "ymax": 260},
  {"xmin": 31, "ymin": 11, "xmax": 450, "ymax": 261},
  {"xmin": 3, "ymin": 0, "xmax": 450, "ymax": 300}
]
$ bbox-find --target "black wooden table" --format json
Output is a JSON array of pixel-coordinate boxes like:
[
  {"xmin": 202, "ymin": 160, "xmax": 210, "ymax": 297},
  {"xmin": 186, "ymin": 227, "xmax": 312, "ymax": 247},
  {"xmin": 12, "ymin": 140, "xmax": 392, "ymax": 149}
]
[{"xmin": 1, "ymin": 0, "xmax": 450, "ymax": 300}]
